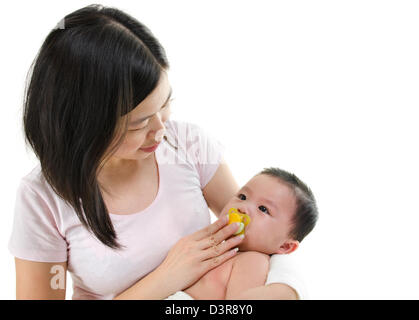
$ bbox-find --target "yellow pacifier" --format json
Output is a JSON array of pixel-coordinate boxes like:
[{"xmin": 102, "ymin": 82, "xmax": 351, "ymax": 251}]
[{"xmin": 227, "ymin": 207, "xmax": 251, "ymax": 236}]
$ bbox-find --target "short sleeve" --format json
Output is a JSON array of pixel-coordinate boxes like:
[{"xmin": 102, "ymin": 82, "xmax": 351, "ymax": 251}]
[
  {"xmin": 8, "ymin": 180, "xmax": 68, "ymax": 262},
  {"xmin": 265, "ymin": 254, "xmax": 308, "ymax": 299},
  {"xmin": 185, "ymin": 123, "xmax": 225, "ymax": 189}
]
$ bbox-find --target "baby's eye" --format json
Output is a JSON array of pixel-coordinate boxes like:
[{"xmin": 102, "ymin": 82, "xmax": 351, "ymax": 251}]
[
  {"xmin": 258, "ymin": 206, "xmax": 270, "ymax": 215},
  {"xmin": 238, "ymin": 193, "xmax": 246, "ymax": 200}
]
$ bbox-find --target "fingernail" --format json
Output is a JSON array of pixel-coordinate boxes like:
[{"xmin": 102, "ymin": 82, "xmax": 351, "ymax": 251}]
[{"xmin": 234, "ymin": 222, "xmax": 244, "ymax": 235}]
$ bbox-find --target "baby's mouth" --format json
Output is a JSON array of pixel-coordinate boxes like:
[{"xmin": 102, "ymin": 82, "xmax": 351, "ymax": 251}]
[{"xmin": 227, "ymin": 207, "xmax": 251, "ymax": 236}]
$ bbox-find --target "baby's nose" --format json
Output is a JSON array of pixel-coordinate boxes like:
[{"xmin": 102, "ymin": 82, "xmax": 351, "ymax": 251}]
[
  {"xmin": 237, "ymin": 207, "xmax": 248, "ymax": 215},
  {"xmin": 237, "ymin": 207, "xmax": 253, "ymax": 221}
]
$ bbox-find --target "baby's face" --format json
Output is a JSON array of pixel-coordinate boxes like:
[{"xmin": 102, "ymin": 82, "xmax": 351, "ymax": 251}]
[{"xmin": 221, "ymin": 174, "xmax": 299, "ymax": 255}]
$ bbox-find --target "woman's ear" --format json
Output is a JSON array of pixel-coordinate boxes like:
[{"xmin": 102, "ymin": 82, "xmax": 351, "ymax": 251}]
[{"xmin": 276, "ymin": 240, "xmax": 299, "ymax": 254}]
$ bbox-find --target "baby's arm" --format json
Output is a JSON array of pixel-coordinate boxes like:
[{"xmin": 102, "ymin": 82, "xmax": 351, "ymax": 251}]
[
  {"xmin": 225, "ymin": 251, "xmax": 298, "ymax": 300},
  {"xmin": 225, "ymin": 251, "xmax": 270, "ymax": 299}
]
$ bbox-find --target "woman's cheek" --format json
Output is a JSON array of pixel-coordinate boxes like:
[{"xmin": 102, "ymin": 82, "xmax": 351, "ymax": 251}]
[
  {"xmin": 120, "ymin": 131, "xmax": 145, "ymax": 150},
  {"xmin": 133, "ymin": 133, "xmax": 148, "ymax": 148}
]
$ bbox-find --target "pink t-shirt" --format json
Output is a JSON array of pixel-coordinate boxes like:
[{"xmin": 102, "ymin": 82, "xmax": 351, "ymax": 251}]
[{"xmin": 8, "ymin": 120, "xmax": 225, "ymax": 300}]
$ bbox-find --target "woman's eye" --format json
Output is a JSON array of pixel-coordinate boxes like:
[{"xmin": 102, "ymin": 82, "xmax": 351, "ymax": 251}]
[
  {"xmin": 238, "ymin": 193, "xmax": 246, "ymax": 200},
  {"xmin": 259, "ymin": 206, "xmax": 270, "ymax": 215},
  {"xmin": 161, "ymin": 99, "xmax": 173, "ymax": 111},
  {"xmin": 131, "ymin": 100, "xmax": 174, "ymax": 132},
  {"xmin": 131, "ymin": 120, "xmax": 150, "ymax": 131},
  {"xmin": 131, "ymin": 126, "xmax": 147, "ymax": 131}
]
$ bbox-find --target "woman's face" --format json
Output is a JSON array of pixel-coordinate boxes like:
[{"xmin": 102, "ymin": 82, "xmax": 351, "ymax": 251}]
[{"xmin": 105, "ymin": 71, "xmax": 173, "ymax": 166}]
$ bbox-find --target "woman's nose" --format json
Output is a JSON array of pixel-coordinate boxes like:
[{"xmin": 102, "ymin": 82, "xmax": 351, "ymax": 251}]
[
  {"xmin": 154, "ymin": 128, "xmax": 166, "ymax": 142},
  {"xmin": 148, "ymin": 114, "xmax": 166, "ymax": 141}
]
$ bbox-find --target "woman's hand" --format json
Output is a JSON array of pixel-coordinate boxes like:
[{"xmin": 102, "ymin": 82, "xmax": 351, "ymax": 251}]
[
  {"xmin": 113, "ymin": 216, "xmax": 244, "ymax": 300},
  {"xmin": 156, "ymin": 215, "xmax": 245, "ymax": 294}
]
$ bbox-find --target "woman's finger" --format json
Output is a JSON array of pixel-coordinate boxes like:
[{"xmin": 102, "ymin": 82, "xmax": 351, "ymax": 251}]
[
  {"xmin": 198, "ymin": 222, "xmax": 243, "ymax": 250},
  {"xmin": 191, "ymin": 214, "xmax": 229, "ymax": 241},
  {"xmin": 201, "ymin": 232, "xmax": 245, "ymax": 260},
  {"xmin": 202, "ymin": 245, "xmax": 240, "ymax": 271}
]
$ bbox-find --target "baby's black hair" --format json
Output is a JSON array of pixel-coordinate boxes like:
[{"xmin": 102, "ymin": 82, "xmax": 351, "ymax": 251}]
[{"xmin": 259, "ymin": 167, "xmax": 318, "ymax": 243}]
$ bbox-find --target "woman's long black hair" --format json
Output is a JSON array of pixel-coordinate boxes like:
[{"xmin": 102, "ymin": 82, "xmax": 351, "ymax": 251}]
[{"xmin": 23, "ymin": 4, "xmax": 170, "ymax": 249}]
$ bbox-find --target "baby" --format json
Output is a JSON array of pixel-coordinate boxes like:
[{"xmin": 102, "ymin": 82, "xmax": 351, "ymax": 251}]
[{"xmin": 178, "ymin": 167, "xmax": 318, "ymax": 300}]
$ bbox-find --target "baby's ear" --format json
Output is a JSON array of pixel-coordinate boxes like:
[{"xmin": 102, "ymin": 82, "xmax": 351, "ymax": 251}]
[{"xmin": 276, "ymin": 240, "xmax": 299, "ymax": 254}]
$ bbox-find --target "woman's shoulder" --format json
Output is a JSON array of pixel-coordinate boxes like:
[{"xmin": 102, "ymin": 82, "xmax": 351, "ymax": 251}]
[
  {"xmin": 163, "ymin": 119, "xmax": 213, "ymax": 154},
  {"xmin": 164, "ymin": 119, "xmax": 224, "ymax": 155},
  {"xmin": 163, "ymin": 119, "xmax": 202, "ymax": 139},
  {"xmin": 20, "ymin": 164, "xmax": 45, "ymax": 189},
  {"xmin": 18, "ymin": 164, "xmax": 59, "ymax": 201},
  {"xmin": 164, "ymin": 119, "xmax": 219, "ymax": 138}
]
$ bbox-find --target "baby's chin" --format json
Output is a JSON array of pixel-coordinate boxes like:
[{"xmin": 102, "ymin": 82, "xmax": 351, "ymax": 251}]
[
  {"xmin": 237, "ymin": 242, "xmax": 251, "ymax": 252},
  {"xmin": 237, "ymin": 236, "xmax": 258, "ymax": 252},
  {"xmin": 237, "ymin": 231, "xmax": 273, "ymax": 254}
]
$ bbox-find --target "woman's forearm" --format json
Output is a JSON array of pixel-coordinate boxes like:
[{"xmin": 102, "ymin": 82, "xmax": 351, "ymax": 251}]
[{"xmin": 113, "ymin": 268, "xmax": 174, "ymax": 300}]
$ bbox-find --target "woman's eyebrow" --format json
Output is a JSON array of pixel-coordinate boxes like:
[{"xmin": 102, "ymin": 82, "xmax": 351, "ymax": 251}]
[{"xmin": 129, "ymin": 87, "xmax": 173, "ymax": 126}]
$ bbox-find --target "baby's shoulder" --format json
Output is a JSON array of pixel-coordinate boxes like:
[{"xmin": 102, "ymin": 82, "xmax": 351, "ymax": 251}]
[
  {"xmin": 234, "ymin": 251, "xmax": 270, "ymax": 270},
  {"xmin": 236, "ymin": 251, "xmax": 270, "ymax": 261}
]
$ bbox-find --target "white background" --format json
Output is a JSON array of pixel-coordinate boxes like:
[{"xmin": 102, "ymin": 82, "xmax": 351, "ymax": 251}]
[{"xmin": 1, "ymin": 0, "xmax": 418, "ymax": 299}]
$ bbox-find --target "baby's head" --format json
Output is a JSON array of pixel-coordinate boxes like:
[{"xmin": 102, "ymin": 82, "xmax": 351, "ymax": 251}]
[{"xmin": 221, "ymin": 167, "xmax": 318, "ymax": 255}]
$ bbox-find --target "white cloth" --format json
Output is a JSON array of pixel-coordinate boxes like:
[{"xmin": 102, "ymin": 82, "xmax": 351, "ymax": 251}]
[
  {"xmin": 165, "ymin": 291, "xmax": 194, "ymax": 300},
  {"xmin": 165, "ymin": 253, "xmax": 307, "ymax": 300},
  {"xmin": 265, "ymin": 254, "xmax": 308, "ymax": 299}
]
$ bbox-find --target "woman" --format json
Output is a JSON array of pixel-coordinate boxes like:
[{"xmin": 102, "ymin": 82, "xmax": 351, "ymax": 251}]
[{"xmin": 8, "ymin": 4, "xmax": 301, "ymax": 299}]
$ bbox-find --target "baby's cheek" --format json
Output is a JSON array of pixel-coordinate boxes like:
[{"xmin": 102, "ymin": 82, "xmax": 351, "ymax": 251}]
[
  {"xmin": 237, "ymin": 230, "xmax": 254, "ymax": 251},
  {"xmin": 220, "ymin": 202, "xmax": 235, "ymax": 217}
]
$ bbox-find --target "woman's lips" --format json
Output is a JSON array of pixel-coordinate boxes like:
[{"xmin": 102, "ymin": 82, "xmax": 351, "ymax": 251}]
[{"xmin": 139, "ymin": 142, "xmax": 160, "ymax": 152}]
